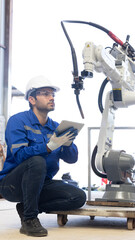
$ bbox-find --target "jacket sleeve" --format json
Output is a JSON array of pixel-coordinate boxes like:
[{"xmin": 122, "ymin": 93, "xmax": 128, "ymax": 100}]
[
  {"xmin": 5, "ymin": 116, "xmax": 48, "ymax": 165},
  {"xmin": 59, "ymin": 143, "xmax": 78, "ymax": 163}
]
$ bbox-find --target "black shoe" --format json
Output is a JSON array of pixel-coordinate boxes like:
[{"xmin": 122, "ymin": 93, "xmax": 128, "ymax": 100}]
[
  {"xmin": 16, "ymin": 203, "xmax": 24, "ymax": 222},
  {"xmin": 20, "ymin": 217, "xmax": 48, "ymax": 237}
]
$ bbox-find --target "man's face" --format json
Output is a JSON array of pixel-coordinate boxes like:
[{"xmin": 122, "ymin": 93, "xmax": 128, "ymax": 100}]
[{"xmin": 30, "ymin": 88, "xmax": 56, "ymax": 113}]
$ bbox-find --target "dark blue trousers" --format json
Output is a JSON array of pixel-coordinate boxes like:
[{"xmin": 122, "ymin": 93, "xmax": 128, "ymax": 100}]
[{"xmin": 0, "ymin": 156, "xmax": 86, "ymax": 220}]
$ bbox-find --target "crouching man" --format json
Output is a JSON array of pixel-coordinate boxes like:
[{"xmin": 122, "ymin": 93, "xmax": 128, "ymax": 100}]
[{"xmin": 0, "ymin": 76, "xmax": 86, "ymax": 237}]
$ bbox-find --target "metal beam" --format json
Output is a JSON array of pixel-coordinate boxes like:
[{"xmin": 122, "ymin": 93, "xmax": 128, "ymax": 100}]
[
  {"xmin": 0, "ymin": 0, "xmax": 5, "ymax": 116},
  {"xmin": 3, "ymin": 0, "xmax": 13, "ymax": 123},
  {"xmin": 0, "ymin": 0, "xmax": 13, "ymax": 147}
]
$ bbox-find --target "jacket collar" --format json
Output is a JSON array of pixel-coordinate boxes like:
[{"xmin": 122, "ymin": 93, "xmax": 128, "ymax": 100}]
[{"xmin": 28, "ymin": 109, "xmax": 56, "ymax": 130}]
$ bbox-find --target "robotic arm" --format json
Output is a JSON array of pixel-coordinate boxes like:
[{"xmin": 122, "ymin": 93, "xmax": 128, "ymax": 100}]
[
  {"xmin": 61, "ymin": 20, "xmax": 135, "ymax": 202},
  {"xmin": 82, "ymin": 41, "xmax": 135, "ymax": 183}
]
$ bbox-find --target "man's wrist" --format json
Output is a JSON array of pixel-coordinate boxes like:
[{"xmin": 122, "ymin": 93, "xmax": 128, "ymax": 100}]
[{"xmin": 46, "ymin": 145, "xmax": 52, "ymax": 153}]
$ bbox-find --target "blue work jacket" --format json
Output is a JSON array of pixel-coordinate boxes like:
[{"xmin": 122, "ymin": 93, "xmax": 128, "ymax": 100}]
[{"xmin": 0, "ymin": 109, "xmax": 78, "ymax": 180}]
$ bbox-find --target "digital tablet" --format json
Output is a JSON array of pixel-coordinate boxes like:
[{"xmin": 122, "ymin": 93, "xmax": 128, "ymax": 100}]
[{"xmin": 56, "ymin": 120, "xmax": 84, "ymax": 146}]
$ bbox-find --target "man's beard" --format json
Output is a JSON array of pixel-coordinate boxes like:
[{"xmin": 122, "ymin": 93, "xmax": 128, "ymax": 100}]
[{"xmin": 37, "ymin": 104, "xmax": 55, "ymax": 113}]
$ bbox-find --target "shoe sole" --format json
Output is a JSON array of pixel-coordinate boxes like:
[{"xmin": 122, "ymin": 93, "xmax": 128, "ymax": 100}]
[{"xmin": 20, "ymin": 228, "xmax": 48, "ymax": 237}]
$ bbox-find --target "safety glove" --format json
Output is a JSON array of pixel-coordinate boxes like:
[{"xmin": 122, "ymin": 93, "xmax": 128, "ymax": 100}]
[{"xmin": 47, "ymin": 127, "xmax": 78, "ymax": 151}]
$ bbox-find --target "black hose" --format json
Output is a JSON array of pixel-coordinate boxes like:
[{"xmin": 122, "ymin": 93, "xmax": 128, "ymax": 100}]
[
  {"xmin": 61, "ymin": 21, "xmax": 78, "ymax": 77},
  {"xmin": 62, "ymin": 20, "xmax": 109, "ymax": 34},
  {"xmin": 61, "ymin": 20, "xmax": 124, "ymax": 47},
  {"xmin": 91, "ymin": 145, "xmax": 107, "ymax": 178},
  {"xmin": 98, "ymin": 77, "xmax": 109, "ymax": 113},
  {"xmin": 61, "ymin": 21, "xmax": 84, "ymax": 118},
  {"xmin": 76, "ymin": 94, "xmax": 84, "ymax": 119}
]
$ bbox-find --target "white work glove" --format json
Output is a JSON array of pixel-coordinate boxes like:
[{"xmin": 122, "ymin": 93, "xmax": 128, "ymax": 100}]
[{"xmin": 47, "ymin": 127, "xmax": 78, "ymax": 151}]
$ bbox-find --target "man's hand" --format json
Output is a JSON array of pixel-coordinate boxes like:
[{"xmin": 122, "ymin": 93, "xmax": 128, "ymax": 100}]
[
  {"xmin": 0, "ymin": 144, "xmax": 4, "ymax": 157},
  {"xmin": 47, "ymin": 127, "xmax": 78, "ymax": 151},
  {"xmin": 0, "ymin": 144, "xmax": 6, "ymax": 161}
]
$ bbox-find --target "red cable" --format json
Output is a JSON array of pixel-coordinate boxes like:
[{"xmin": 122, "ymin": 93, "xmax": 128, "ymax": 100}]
[{"xmin": 108, "ymin": 31, "xmax": 124, "ymax": 46}]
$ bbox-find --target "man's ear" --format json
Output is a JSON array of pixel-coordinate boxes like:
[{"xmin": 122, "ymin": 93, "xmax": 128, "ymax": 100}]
[{"xmin": 28, "ymin": 96, "xmax": 36, "ymax": 106}]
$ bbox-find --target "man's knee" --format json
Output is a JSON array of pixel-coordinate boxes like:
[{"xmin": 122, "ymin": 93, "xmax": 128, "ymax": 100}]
[
  {"xmin": 65, "ymin": 185, "xmax": 86, "ymax": 209},
  {"xmin": 72, "ymin": 188, "xmax": 86, "ymax": 208}
]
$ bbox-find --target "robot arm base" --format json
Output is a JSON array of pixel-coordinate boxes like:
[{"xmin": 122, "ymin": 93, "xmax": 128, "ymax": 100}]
[{"xmin": 103, "ymin": 150, "xmax": 135, "ymax": 183}]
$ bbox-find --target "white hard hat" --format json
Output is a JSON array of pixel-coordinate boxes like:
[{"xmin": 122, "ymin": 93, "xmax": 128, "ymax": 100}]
[{"xmin": 25, "ymin": 75, "xmax": 60, "ymax": 100}]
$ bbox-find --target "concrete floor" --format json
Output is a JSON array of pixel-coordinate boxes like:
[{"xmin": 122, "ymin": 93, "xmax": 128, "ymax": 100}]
[{"xmin": 1, "ymin": 193, "xmax": 135, "ymax": 240}]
